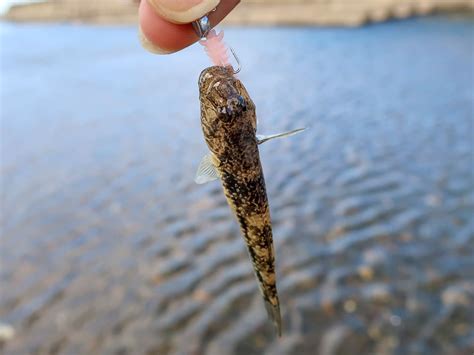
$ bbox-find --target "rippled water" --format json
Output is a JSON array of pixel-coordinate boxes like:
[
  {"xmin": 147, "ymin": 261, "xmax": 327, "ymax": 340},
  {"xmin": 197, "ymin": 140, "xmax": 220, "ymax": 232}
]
[{"xmin": 1, "ymin": 16, "xmax": 473, "ymax": 355}]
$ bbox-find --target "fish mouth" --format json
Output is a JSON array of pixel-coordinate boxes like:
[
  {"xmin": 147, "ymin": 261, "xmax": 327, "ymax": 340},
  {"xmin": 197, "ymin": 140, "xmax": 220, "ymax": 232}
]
[{"xmin": 198, "ymin": 66, "xmax": 234, "ymax": 91}]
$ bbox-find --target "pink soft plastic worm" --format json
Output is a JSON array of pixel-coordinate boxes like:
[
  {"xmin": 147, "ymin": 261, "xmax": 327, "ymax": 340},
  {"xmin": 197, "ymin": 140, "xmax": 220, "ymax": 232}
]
[{"xmin": 199, "ymin": 29, "xmax": 230, "ymax": 67}]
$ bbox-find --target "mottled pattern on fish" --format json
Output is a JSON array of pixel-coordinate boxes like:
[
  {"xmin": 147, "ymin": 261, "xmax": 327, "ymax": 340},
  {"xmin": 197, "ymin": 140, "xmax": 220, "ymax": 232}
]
[{"xmin": 198, "ymin": 66, "xmax": 281, "ymax": 335}]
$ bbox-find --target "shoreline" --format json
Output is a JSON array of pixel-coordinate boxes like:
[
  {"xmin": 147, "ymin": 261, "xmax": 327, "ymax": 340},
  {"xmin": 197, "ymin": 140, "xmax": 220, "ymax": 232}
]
[{"xmin": 2, "ymin": 1, "xmax": 473, "ymax": 27}]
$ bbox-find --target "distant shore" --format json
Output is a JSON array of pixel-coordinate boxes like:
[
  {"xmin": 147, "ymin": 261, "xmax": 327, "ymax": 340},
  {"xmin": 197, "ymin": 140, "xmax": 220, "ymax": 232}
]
[{"xmin": 2, "ymin": 0, "xmax": 473, "ymax": 26}]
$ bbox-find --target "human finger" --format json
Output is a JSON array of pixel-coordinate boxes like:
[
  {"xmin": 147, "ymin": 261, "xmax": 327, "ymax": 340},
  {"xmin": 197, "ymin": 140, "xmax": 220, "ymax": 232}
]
[{"xmin": 139, "ymin": 0, "xmax": 240, "ymax": 54}]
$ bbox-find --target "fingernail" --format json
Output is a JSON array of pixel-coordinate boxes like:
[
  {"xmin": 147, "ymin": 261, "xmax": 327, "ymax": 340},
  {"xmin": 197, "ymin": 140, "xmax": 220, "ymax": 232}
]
[
  {"xmin": 148, "ymin": 0, "xmax": 220, "ymax": 24},
  {"xmin": 139, "ymin": 27, "xmax": 173, "ymax": 55}
]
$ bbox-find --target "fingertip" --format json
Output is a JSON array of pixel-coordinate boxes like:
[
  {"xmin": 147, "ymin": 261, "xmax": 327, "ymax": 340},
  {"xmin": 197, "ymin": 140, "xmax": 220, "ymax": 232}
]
[
  {"xmin": 138, "ymin": 0, "xmax": 241, "ymax": 54},
  {"xmin": 147, "ymin": 0, "xmax": 220, "ymax": 24},
  {"xmin": 139, "ymin": 0, "xmax": 198, "ymax": 53},
  {"xmin": 138, "ymin": 27, "xmax": 172, "ymax": 54}
]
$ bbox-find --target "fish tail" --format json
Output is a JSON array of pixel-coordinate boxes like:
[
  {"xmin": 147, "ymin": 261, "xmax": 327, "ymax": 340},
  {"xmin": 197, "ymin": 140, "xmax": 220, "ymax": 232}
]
[{"xmin": 264, "ymin": 298, "xmax": 282, "ymax": 337}]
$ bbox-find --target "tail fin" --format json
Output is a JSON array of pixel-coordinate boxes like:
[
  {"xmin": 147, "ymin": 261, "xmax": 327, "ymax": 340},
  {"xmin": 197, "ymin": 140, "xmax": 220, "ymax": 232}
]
[{"xmin": 264, "ymin": 299, "xmax": 282, "ymax": 337}]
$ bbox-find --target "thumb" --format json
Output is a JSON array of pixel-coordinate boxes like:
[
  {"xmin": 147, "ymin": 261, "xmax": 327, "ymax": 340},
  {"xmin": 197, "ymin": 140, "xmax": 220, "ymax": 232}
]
[{"xmin": 147, "ymin": 0, "xmax": 220, "ymax": 24}]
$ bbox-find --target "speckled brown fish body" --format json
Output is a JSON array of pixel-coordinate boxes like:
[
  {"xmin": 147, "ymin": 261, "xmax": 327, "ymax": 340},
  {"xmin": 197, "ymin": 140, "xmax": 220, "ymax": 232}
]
[{"xmin": 198, "ymin": 66, "xmax": 281, "ymax": 335}]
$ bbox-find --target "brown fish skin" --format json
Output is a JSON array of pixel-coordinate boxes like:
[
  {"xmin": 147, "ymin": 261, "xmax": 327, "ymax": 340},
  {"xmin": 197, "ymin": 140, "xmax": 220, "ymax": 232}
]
[{"xmin": 198, "ymin": 65, "xmax": 281, "ymax": 335}]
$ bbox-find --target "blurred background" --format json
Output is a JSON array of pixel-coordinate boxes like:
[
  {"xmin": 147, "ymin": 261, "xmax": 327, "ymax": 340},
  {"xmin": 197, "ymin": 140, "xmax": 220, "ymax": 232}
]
[{"xmin": 1, "ymin": 1, "xmax": 473, "ymax": 354}]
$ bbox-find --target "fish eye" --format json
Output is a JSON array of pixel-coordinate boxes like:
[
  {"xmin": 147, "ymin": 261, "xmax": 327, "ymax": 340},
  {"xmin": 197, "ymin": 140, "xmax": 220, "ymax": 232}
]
[
  {"xmin": 216, "ymin": 95, "xmax": 247, "ymax": 123},
  {"xmin": 228, "ymin": 95, "xmax": 247, "ymax": 112},
  {"xmin": 237, "ymin": 95, "xmax": 247, "ymax": 111}
]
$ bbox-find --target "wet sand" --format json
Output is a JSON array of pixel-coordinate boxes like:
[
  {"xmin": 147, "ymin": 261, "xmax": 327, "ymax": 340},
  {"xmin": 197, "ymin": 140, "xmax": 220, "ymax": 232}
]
[{"xmin": 1, "ymin": 16, "xmax": 473, "ymax": 355}]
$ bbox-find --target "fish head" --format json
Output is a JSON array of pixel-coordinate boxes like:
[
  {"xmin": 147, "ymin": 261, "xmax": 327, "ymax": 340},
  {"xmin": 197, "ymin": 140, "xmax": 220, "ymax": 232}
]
[{"xmin": 198, "ymin": 66, "xmax": 255, "ymax": 126}]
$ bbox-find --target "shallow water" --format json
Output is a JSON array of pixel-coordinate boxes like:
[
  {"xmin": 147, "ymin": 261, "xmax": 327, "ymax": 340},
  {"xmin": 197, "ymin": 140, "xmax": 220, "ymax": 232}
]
[{"xmin": 1, "ymin": 16, "xmax": 473, "ymax": 355}]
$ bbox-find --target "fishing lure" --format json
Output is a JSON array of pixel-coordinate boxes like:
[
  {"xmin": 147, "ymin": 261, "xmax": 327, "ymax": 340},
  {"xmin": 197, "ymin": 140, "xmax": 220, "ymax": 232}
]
[
  {"xmin": 199, "ymin": 29, "xmax": 229, "ymax": 67},
  {"xmin": 195, "ymin": 28, "xmax": 304, "ymax": 336}
]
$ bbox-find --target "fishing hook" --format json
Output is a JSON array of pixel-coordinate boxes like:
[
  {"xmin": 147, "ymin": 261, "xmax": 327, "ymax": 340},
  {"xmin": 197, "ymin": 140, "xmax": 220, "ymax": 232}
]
[{"xmin": 230, "ymin": 47, "xmax": 241, "ymax": 74}]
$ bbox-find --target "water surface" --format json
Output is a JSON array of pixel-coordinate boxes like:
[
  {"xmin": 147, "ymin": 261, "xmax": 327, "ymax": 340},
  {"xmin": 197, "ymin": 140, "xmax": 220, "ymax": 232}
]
[{"xmin": 1, "ymin": 16, "xmax": 473, "ymax": 355}]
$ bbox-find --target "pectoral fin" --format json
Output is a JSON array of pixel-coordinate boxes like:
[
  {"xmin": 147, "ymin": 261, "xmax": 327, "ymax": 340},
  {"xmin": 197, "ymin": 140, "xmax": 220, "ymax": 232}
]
[
  {"xmin": 194, "ymin": 153, "xmax": 219, "ymax": 184},
  {"xmin": 257, "ymin": 127, "xmax": 306, "ymax": 144}
]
